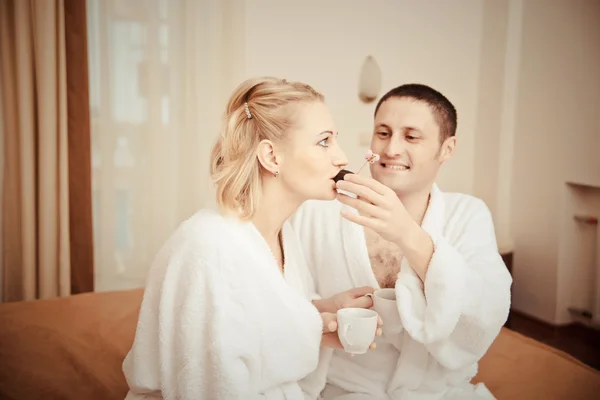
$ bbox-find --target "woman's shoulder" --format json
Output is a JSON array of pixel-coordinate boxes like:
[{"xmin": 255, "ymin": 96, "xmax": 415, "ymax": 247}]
[
  {"xmin": 141, "ymin": 209, "xmax": 253, "ymax": 298},
  {"xmin": 149, "ymin": 208, "xmax": 243, "ymax": 274},
  {"xmin": 173, "ymin": 208, "xmax": 241, "ymax": 246}
]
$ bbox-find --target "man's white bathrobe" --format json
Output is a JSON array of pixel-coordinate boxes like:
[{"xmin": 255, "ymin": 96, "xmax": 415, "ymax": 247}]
[
  {"xmin": 291, "ymin": 184, "xmax": 513, "ymax": 400},
  {"xmin": 122, "ymin": 209, "xmax": 324, "ymax": 400}
]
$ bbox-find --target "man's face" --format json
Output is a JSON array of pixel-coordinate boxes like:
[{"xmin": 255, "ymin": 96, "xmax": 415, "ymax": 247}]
[{"xmin": 369, "ymin": 97, "xmax": 455, "ymax": 196}]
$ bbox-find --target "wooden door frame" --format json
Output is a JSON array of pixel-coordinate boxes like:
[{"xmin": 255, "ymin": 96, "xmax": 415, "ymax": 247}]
[{"xmin": 64, "ymin": 0, "xmax": 94, "ymax": 294}]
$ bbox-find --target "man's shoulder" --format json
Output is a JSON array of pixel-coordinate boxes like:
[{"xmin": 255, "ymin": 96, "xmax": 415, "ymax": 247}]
[
  {"xmin": 437, "ymin": 190, "xmax": 500, "ymax": 250},
  {"xmin": 441, "ymin": 191, "xmax": 492, "ymax": 221}
]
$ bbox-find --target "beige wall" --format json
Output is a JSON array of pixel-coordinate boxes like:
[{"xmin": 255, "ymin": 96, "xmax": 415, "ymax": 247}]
[
  {"xmin": 241, "ymin": 0, "xmax": 485, "ymax": 196},
  {"xmin": 510, "ymin": 0, "xmax": 600, "ymax": 323},
  {"xmin": 218, "ymin": 0, "xmax": 600, "ymax": 325}
]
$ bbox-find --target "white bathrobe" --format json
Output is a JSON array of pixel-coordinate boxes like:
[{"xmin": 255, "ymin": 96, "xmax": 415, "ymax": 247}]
[
  {"xmin": 122, "ymin": 209, "xmax": 324, "ymax": 400},
  {"xmin": 291, "ymin": 184, "xmax": 513, "ymax": 400}
]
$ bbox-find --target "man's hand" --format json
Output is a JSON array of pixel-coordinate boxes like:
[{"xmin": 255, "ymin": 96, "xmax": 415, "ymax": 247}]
[
  {"xmin": 335, "ymin": 173, "xmax": 435, "ymax": 282},
  {"xmin": 335, "ymin": 173, "xmax": 414, "ymax": 245},
  {"xmin": 320, "ymin": 312, "xmax": 383, "ymax": 352},
  {"xmin": 313, "ymin": 286, "xmax": 375, "ymax": 314}
]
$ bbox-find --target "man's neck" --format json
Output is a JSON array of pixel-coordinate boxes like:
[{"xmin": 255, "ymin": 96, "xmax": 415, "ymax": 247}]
[{"xmin": 396, "ymin": 186, "xmax": 432, "ymax": 225}]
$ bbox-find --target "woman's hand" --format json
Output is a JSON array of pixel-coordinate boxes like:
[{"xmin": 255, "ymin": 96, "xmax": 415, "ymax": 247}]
[{"xmin": 320, "ymin": 312, "xmax": 383, "ymax": 353}]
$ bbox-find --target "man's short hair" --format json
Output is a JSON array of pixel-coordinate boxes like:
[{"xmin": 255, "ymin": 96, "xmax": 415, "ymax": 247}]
[{"xmin": 374, "ymin": 83, "xmax": 457, "ymax": 142}]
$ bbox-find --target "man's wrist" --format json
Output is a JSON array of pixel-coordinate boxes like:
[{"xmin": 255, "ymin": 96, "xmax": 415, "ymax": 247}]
[
  {"xmin": 395, "ymin": 219, "xmax": 434, "ymax": 282},
  {"xmin": 394, "ymin": 217, "xmax": 423, "ymax": 250}
]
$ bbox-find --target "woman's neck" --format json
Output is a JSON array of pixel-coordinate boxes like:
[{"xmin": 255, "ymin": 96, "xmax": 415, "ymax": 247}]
[{"xmin": 251, "ymin": 177, "xmax": 302, "ymax": 270}]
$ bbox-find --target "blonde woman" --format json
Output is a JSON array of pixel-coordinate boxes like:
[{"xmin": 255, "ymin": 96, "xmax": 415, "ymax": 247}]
[{"xmin": 122, "ymin": 77, "xmax": 372, "ymax": 399}]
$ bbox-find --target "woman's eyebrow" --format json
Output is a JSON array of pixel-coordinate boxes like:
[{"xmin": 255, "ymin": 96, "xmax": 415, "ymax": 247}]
[{"xmin": 316, "ymin": 130, "xmax": 335, "ymax": 137}]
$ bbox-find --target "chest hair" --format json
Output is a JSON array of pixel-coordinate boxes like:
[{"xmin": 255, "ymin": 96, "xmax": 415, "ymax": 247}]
[{"xmin": 364, "ymin": 228, "xmax": 403, "ymax": 289}]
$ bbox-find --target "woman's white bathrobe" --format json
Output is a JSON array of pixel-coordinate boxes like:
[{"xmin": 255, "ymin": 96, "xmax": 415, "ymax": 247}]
[
  {"xmin": 122, "ymin": 209, "xmax": 324, "ymax": 400},
  {"xmin": 291, "ymin": 184, "xmax": 513, "ymax": 400}
]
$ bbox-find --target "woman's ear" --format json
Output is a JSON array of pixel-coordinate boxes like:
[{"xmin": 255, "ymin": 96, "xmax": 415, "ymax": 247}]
[
  {"xmin": 256, "ymin": 139, "xmax": 280, "ymax": 175},
  {"xmin": 439, "ymin": 136, "xmax": 456, "ymax": 163}
]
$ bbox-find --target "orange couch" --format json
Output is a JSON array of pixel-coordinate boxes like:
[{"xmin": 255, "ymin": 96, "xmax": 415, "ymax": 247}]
[{"xmin": 1, "ymin": 289, "xmax": 599, "ymax": 399}]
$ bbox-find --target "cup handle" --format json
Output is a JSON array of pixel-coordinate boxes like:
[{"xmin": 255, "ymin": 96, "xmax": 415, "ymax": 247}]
[{"xmin": 343, "ymin": 324, "xmax": 352, "ymax": 345}]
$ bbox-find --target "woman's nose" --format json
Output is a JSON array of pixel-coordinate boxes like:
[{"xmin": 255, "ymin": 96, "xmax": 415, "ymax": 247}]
[{"xmin": 332, "ymin": 144, "xmax": 348, "ymax": 167}]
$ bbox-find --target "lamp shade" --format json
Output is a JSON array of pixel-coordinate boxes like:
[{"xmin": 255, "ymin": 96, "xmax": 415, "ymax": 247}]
[{"xmin": 358, "ymin": 55, "xmax": 382, "ymax": 103}]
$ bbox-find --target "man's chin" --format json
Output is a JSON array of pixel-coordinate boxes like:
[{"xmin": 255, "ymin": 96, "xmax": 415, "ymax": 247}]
[{"xmin": 373, "ymin": 174, "xmax": 408, "ymax": 189}]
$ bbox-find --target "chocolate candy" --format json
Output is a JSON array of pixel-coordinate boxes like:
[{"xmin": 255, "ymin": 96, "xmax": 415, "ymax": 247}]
[{"xmin": 333, "ymin": 169, "xmax": 354, "ymax": 183}]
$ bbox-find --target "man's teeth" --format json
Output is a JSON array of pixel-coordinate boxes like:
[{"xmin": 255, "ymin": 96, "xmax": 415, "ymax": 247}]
[{"xmin": 384, "ymin": 164, "xmax": 409, "ymax": 171}]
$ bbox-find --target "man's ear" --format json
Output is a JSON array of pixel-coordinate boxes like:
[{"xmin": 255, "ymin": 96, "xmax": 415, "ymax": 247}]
[
  {"xmin": 439, "ymin": 136, "xmax": 456, "ymax": 163},
  {"xmin": 256, "ymin": 139, "xmax": 280, "ymax": 175}
]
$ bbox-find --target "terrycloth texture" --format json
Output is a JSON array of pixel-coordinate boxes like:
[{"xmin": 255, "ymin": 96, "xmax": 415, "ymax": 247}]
[
  {"xmin": 1, "ymin": 289, "xmax": 599, "ymax": 400},
  {"xmin": 122, "ymin": 209, "xmax": 323, "ymax": 400},
  {"xmin": 290, "ymin": 185, "xmax": 513, "ymax": 400}
]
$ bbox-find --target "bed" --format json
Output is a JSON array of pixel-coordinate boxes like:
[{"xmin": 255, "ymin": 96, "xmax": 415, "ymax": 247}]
[{"xmin": 0, "ymin": 289, "xmax": 599, "ymax": 399}]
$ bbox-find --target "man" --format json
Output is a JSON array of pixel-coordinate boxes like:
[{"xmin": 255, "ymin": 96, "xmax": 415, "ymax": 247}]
[{"xmin": 292, "ymin": 84, "xmax": 512, "ymax": 399}]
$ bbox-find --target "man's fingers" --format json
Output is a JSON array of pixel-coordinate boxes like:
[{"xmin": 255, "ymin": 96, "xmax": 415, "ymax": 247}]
[
  {"xmin": 336, "ymin": 193, "xmax": 387, "ymax": 219},
  {"xmin": 336, "ymin": 180, "xmax": 382, "ymax": 205},
  {"xmin": 347, "ymin": 295, "xmax": 373, "ymax": 309},
  {"xmin": 340, "ymin": 210, "xmax": 381, "ymax": 231},
  {"xmin": 342, "ymin": 172, "xmax": 390, "ymax": 196},
  {"xmin": 349, "ymin": 286, "xmax": 375, "ymax": 297}
]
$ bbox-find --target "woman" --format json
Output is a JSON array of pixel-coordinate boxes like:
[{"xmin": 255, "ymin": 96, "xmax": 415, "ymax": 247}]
[{"xmin": 123, "ymin": 77, "xmax": 362, "ymax": 399}]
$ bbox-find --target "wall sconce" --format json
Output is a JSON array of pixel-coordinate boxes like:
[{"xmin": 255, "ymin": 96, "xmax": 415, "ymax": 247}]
[{"xmin": 358, "ymin": 55, "xmax": 382, "ymax": 103}]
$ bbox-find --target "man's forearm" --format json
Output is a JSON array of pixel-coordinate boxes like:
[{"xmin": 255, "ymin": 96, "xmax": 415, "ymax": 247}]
[{"xmin": 397, "ymin": 219, "xmax": 435, "ymax": 282}]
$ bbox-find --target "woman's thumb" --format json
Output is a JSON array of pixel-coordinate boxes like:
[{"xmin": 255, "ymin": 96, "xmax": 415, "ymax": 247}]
[{"xmin": 321, "ymin": 312, "xmax": 338, "ymax": 333}]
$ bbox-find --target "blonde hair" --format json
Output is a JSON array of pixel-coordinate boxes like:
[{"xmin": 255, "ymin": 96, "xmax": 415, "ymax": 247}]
[{"xmin": 210, "ymin": 77, "xmax": 324, "ymax": 220}]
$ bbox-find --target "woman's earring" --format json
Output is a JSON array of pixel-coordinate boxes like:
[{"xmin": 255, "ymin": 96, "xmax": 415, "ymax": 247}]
[{"xmin": 274, "ymin": 170, "xmax": 279, "ymax": 177}]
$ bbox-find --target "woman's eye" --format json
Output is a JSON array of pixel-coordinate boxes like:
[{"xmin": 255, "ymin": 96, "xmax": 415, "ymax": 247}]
[{"xmin": 318, "ymin": 138, "xmax": 329, "ymax": 147}]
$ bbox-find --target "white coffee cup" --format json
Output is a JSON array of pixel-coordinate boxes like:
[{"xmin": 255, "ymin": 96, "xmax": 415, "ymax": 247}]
[
  {"xmin": 336, "ymin": 308, "xmax": 378, "ymax": 354},
  {"xmin": 368, "ymin": 289, "xmax": 403, "ymax": 337}
]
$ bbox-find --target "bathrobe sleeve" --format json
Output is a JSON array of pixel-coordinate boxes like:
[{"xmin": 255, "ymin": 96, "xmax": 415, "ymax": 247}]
[
  {"xmin": 395, "ymin": 198, "xmax": 512, "ymax": 370},
  {"xmin": 124, "ymin": 236, "xmax": 264, "ymax": 399}
]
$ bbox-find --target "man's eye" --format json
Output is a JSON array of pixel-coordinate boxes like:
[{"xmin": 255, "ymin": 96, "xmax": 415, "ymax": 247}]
[{"xmin": 377, "ymin": 131, "xmax": 389, "ymax": 137}]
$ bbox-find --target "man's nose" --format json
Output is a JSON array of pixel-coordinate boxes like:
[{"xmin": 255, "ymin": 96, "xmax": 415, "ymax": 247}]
[{"xmin": 384, "ymin": 135, "xmax": 405, "ymax": 158}]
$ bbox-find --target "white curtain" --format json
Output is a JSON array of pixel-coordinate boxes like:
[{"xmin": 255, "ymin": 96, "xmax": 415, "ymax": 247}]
[{"xmin": 86, "ymin": 0, "xmax": 245, "ymax": 291}]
